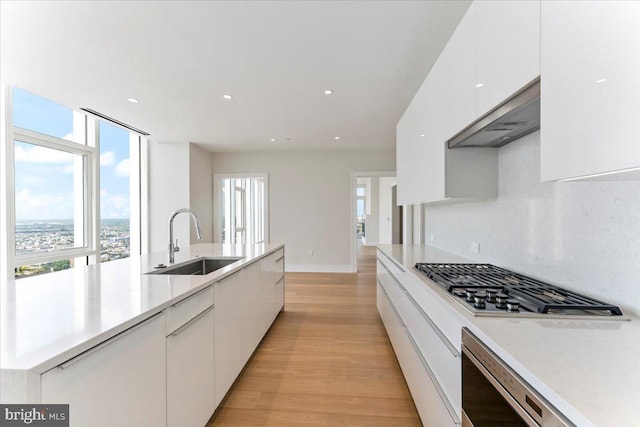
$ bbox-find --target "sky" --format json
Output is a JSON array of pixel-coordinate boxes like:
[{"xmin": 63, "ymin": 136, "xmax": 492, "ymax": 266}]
[{"xmin": 13, "ymin": 87, "xmax": 130, "ymax": 220}]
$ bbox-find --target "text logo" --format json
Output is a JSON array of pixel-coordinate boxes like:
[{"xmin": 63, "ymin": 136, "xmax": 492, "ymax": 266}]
[{"xmin": 0, "ymin": 405, "xmax": 68, "ymax": 427}]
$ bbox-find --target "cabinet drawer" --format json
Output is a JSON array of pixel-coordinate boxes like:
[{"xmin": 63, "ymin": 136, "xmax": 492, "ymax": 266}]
[
  {"xmin": 377, "ymin": 250, "xmax": 406, "ymax": 276},
  {"xmin": 400, "ymin": 288, "xmax": 461, "ymax": 412},
  {"xmin": 402, "ymin": 328, "xmax": 460, "ymax": 427},
  {"xmin": 402, "ymin": 272, "xmax": 467, "ymax": 350},
  {"xmin": 377, "ymin": 282, "xmax": 459, "ymax": 427},
  {"xmin": 166, "ymin": 286, "xmax": 214, "ymax": 335},
  {"xmin": 263, "ymin": 248, "xmax": 284, "ymax": 266}
]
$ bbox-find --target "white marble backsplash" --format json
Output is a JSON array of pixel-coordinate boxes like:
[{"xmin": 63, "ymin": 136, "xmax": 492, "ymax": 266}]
[{"xmin": 424, "ymin": 131, "xmax": 640, "ymax": 315}]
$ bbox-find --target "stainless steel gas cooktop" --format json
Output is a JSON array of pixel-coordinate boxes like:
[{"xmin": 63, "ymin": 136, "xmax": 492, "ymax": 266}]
[{"xmin": 415, "ymin": 263, "xmax": 623, "ymax": 318}]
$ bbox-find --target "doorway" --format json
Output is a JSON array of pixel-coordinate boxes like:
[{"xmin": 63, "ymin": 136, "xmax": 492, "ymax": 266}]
[
  {"xmin": 350, "ymin": 172, "xmax": 396, "ymax": 272},
  {"xmin": 213, "ymin": 174, "xmax": 269, "ymax": 244}
]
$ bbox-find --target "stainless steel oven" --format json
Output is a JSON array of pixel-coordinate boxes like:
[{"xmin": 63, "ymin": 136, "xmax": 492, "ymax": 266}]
[{"xmin": 461, "ymin": 328, "xmax": 574, "ymax": 427}]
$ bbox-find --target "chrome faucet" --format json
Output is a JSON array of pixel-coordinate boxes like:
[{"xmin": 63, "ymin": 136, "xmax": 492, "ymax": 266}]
[{"xmin": 169, "ymin": 208, "xmax": 203, "ymax": 263}]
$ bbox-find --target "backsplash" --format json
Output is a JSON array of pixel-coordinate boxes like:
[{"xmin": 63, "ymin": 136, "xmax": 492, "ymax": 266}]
[{"xmin": 424, "ymin": 131, "xmax": 640, "ymax": 315}]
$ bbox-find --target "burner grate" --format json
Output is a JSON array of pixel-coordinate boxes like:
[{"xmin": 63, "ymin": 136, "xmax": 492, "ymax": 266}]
[{"xmin": 415, "ymin": 263, "xmax": 622, "ymax": 316}]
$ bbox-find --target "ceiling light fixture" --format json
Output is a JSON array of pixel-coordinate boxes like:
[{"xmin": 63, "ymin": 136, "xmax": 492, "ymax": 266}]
[
  {"xmin": 595, "ymin": 78, "xmax": 607, "ymax": 84},
  {"xmin": 270, "ymin": 138, "xmax": 276, "ymax": 142},
  {"xmin": 475, "ymin": 83, "xmax": 484, "ymax": 88},
  {"xmin": 334, "ymin": 136, "xmax": 340, "ymax": 140},
  {"xmin": 127, "ymin": 98, "xmax": 139, "ymax": 103},
  {"xmin": 420, "ymin": 134, "xmax": 425, "ymax": 137},
  {"xmin": 324, "ymin": 89, "xmax": 334, "ymax": 95},
  {"xmin": 223, "ymin": 94, "xmax": 233, "ymax": 100}
]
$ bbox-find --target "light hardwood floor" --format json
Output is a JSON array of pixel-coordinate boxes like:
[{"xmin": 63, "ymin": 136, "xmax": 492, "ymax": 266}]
[{"xmin": 207, "ymin": 245, "xmax": 421, "ymax": 426}]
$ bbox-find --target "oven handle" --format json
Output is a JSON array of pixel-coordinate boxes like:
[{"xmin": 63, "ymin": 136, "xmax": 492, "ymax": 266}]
[
  {"xmin": 406, "ymin": 328, "xmax": 461, "ymax": 425},
  {"xmin": 462, "ymin": 345, "xmax": 539, "ymax": 426}
]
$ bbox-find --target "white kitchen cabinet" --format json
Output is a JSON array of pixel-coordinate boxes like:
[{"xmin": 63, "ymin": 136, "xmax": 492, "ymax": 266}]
[
  {"xmin": 214, "ymin": 269, "xmax": 245, "ymax": 407},
  {"xmin": 397, "ymin": 0, "xmax": 542, "ymax": 205},
  {"xmin": 376, "ymin": 281, "xmax": 458, "ymax": 427},
  {"xmin": 242, "ymin": 260, "xmax": 264, "ymax": 362},
  {"xmin": 376, "ymin": 251, "xmax": 467, "ymax": 426},
  {"xmin": 213, "ymin": 249, "xmax": 285, "ymax": 407},
  {"xmin": 475, "ymin": 0, "xmax": 540, "ymax": 117},
  {"xmin": 540, "ymin": 1, "xmax": 640, "ymax": 181},
  {"xmin": 397, "ymin": 2, "xmax": 498, "ymax": 205},
  {"xmin": 41, "ymin": 313, "xmax": 166, "ymax": 427},
  {"xmin": 261, "ymin": 248, "xmax": 285, "ymax": 322},
  {"xmin": 166, "ymin": 289, "xmax": 215, "ymax": 427}
]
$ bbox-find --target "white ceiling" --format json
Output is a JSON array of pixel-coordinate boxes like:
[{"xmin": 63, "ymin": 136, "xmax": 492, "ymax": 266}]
[{"xmin": 1, "ymin": 1, "xmax": 470, "ymax": 152}]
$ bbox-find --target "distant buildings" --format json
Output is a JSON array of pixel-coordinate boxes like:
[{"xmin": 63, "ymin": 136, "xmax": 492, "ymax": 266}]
[{"xmin": 15, "ymin": 219, "xmax": 130, "ymax": 279}]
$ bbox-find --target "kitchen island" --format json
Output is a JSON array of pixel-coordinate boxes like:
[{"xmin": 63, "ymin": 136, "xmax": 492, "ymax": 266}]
[
  {"xmin": 377, "ymin": 244, "xmax": 638, "ymax": 427},
  {"xmin": 0, "ymin": 242, "xmax": 285, "ymax": 427}
]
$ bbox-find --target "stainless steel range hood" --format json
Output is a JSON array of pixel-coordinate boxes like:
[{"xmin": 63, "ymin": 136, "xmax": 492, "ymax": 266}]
[{"xmin": 447, "ymin": 77, "xmax": 540, "ymax": 149}]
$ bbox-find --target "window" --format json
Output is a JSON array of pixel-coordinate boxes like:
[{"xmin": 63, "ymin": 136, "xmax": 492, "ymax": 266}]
[
  {"xmin": 1, "ymin": 85, "xmax": 146, "ymax": 280},
  {"xmin": 214, "ymin": 174, "xmax": 268, "ymax": 245},
  {"xmin": 356, "ymin": 183, "xmax": 367, "ymax": 237},
  {"xmin": 99, "ymin": 121, "xmax": 135, "ymax": 262}
]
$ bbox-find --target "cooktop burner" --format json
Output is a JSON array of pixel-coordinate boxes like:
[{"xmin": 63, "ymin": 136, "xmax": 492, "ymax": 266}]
[{"xmin": 415, "ymin": 263, "xmax": 623, "ymax": 316}]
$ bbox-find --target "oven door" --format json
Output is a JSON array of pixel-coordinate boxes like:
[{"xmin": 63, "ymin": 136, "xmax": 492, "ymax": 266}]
[
  {"xmin": 461, "ymin": 328, "xmax": 573, "ymax": 427},
  {"xmin": 462, "ymin": 349, "xmax": 533, "ymax": 426}
]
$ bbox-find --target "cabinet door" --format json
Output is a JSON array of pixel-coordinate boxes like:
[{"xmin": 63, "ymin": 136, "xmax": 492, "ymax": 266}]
[
  {"xmin": 41, "ymin": 314, "xmax": 166, "ymax": 427},
  {"xmin": 214, "ymin": 270, "xmax": 245, "ymax": 407},
  {"xmin": 167, "ymin": 306, "xmax": 215, "ymax": 427},
  {"xmin": 541, "ymin": 1, "xmax": 640, "ymax": 181},
  {"xmin": 261, "ymin": 249, "xmax": 285, "ymax": 321},
  {"xmin": 242, "ymin": 261, "xmax": 264, "ymax": 361},
  {"xmin": 475, "ymin": 0, "xmax": 540, "ymax": 117},
  {"xmin": 396, "ymin": 81, "xmax": 432, "ymax": 205},
  {"xmin": 436, "ymin": 6, "xmax": 476, "ymax": 142}
]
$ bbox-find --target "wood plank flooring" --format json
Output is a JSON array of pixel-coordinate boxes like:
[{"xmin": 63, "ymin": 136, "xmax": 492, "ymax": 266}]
[{"xmin": 207, "ymin": 245, "xmax": 421, "ymax": 426}]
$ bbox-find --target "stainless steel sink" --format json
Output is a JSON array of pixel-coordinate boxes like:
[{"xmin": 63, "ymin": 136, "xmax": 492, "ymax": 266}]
[{"xmin": 146, "ymin": 257, "xmax": 244, "ymax": 275}]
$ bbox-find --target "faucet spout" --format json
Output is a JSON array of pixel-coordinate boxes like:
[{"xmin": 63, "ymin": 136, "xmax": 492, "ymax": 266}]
[{"xmin": 169, "ymin": 208, "xmax": 203, "ymax": 263}]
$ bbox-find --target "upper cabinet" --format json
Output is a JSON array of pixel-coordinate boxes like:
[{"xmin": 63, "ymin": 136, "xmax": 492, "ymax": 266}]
[
  {"xmin": 397, "ymin": 0, "xmax": 539, "ymax": 205},
  {"xmin": 475, "ymin": 1, "xmax": 540, "ymax": 116},
  {"xmin": 540, "ymin": 1, "xmax": 640, "ymax": 181}
]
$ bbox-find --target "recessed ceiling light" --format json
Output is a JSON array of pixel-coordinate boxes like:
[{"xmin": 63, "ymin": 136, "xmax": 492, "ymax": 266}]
[
  {"xmin": 595, "ymin": 78, "xmax": 607, "ymax": 84},
  {"xmin": 334, "ymin": 136, "xmax": 340, "ymax": 140},
  {"xmin": 270, "ymin": 138, "xmax": 276, "ymax": 142},
  {"xmin": 420, "ymin": 134, "xmax": 425, "ymax": 137},
  {"xmin": 127, "ymin": 98, "xmax": 139, "ymax": 103},
  {"xmin": 324, "ymin": 89, "xmax": 334, "ymax": 95},
  {"xmin": 475, "ymin": 83, "xmax": 484, "ymax": 88},
  {"xmin": 223, "ymin": 94, "xmax": 233, "ymax": 100}
]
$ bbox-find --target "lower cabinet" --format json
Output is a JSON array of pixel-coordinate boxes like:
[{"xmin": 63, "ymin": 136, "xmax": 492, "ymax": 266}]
[
  {"xmin": 166, "ymin": 288, "xmax": 215, "ymax": 427},
  {"xmin": 214, "ymin": 268, "xmax": 247, "ymax": 407},
  {"xmin": 377, "ymin": 253, "xmax": 466, "ymax": 427},
  {"xmin": 41, "ymin": 313, "xmax": 167, "ymax": 427},
  {"xmin": 30, "ymin": 248, "xmax": 285, "ymax": 426},
  {"xmin": 215, "ymin": 248, "xmax": 285, "ymax": 407}
]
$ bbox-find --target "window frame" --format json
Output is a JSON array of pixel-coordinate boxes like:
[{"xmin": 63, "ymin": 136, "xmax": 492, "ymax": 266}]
[
  {"xmin": 213, "ymin": 173, "xmax": 269, "ymax": 245},
  {"xmin": 7, "ymin": 97, "xmax": 98, "ymax": 271},
  {"xmin": 1, "ymin": 84, "xmax": 148, "ymax": 281}
]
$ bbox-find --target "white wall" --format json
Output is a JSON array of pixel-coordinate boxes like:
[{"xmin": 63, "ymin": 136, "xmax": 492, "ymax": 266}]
[
  {"xmin": 189, "ymin": 144, "xmax": 213, "ymax": 244},
  {"xmin": 148, "ymin": 142, "xmax": 190, "ymax": 254},
  {"xmin": 424, "ymin": 131, "xmax": 640, "ymax": 315},
  {"xmin": 211, "ymin": 149, "xmax": 395, "ymax": 272},
  {"xmin": 378, "ymin": 177, "xmax": 396, "ymax": 244},
  {"xmin": 148, "ymin": 142, "xmax": 213, "ymax": 255}
]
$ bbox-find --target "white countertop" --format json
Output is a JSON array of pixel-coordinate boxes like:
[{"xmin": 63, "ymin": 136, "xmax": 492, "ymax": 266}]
[
  {"xmin": 377, "ymin": 244, "xmax": 639, "ymax": 427},
  {"xmin": 0, "ymin": 243, "xmax": 283, "ymax": 374}
]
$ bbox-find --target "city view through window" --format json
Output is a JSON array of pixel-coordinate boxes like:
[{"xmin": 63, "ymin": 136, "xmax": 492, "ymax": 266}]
[{"xmin": 12, "ymin": 88, "xmax": 134, "ymax": 279}]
